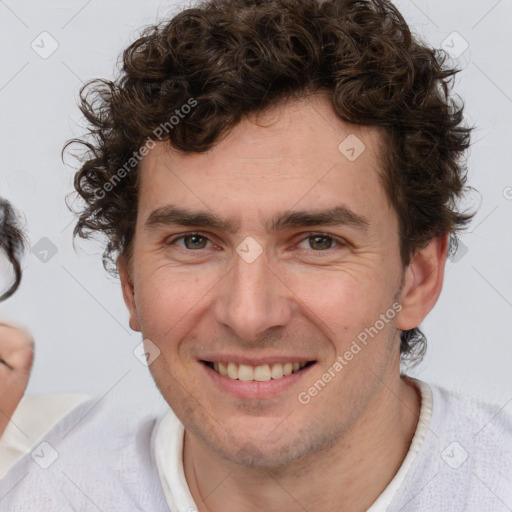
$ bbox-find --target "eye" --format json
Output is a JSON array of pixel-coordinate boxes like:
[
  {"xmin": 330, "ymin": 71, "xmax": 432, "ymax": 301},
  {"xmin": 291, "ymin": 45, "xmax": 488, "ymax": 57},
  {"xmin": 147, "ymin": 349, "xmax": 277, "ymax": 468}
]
[
  {"xmin": 296, "ymin": 234, "xmax": 344, "ymax": 251},
  {"xmin": 170, "ymin": 233, "xmax": 212, "ymax": 250}
]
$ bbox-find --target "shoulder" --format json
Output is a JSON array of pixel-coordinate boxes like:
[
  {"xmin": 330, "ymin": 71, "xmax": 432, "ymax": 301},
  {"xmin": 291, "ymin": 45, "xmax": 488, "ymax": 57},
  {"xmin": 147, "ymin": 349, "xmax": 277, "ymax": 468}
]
[
  {"xmin": 432, "ymin": 382, "xmax": 512, "ymax": 507},
  {"xmin": 0, "ymin": 393, "xmax": 90, "ymax": 479},
  {"xmin": 0, "ymin": 388, "xmax": 172, "ymax": 511},
  {"xmin": 389, "ymin": 380, "xmax": 512, "ymax": 511},
  {"xmin": 429, "ymin": 382, "xmax": 512, "ymax": 456}
]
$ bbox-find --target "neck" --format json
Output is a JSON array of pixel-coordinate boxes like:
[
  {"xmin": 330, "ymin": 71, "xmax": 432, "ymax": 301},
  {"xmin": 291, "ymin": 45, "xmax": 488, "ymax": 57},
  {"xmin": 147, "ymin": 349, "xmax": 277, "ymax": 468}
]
[{"xmin": 183, "ymin": 375, "xmax": 421, "ymax": 512}]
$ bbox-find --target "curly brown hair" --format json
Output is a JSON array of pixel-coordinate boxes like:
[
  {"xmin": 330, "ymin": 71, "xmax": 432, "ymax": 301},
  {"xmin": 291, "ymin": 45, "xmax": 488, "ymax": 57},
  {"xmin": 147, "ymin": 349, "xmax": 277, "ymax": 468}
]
[
  {"xmin": 69, "ymin": 0, "xmax": 474, "ymax": 365},
  {"xmin": 0, "ymin": 199, "xmax": 26, "ymax": 301}
]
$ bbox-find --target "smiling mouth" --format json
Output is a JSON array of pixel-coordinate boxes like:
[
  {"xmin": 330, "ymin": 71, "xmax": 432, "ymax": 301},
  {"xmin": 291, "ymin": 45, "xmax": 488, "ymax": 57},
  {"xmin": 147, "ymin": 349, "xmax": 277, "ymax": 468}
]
[{"xmin": 203, "ymin": 361, "xmax": 315, "ymax": 382}]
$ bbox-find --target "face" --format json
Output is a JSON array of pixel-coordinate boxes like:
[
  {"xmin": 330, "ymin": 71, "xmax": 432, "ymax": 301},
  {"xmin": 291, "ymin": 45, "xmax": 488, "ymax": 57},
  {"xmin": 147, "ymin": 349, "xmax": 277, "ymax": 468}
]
[{"xmin": 121, "ymin": 95, "xmax": 411, "ymax": 467}]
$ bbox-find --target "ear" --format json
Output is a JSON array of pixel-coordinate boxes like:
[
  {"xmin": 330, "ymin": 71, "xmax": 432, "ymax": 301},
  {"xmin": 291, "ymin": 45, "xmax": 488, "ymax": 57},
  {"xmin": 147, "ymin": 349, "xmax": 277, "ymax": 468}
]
[
  {"xmin": 396, "ymin": 234, "xmax": 450, "ymax": 331},
  {"xmin": 117, "ymin": 255, "xmax": 141, "ymax": 332}
]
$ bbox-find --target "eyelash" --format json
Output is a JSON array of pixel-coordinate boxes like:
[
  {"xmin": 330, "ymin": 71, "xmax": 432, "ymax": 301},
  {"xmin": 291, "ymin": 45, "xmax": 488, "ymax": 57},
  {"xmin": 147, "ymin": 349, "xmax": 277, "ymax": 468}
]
[{"xmin": 167, "ymin": 232, "xmax": 347, "ymax": 253}]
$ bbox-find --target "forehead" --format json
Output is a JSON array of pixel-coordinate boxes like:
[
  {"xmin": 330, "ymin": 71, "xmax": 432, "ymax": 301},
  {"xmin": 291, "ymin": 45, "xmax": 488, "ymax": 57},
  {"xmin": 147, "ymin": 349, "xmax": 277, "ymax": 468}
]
[{"xmin": 137, "ymin": 95, "xmax": 392, "ymax": 230}]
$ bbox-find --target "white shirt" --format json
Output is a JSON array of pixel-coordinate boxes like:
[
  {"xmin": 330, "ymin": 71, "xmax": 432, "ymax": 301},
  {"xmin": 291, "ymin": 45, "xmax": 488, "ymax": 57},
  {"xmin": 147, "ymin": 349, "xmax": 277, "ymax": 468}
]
[
  {"xmin": 154, "ymin": 378, "xmax": 434, "ymax": 511},
  {"xmin": 0, "ymin": 378, "xmax": 510, "ymax": 511},
  {"xmin": 0, "ymin": 394, "xmax": 90, "ymax": 479}
]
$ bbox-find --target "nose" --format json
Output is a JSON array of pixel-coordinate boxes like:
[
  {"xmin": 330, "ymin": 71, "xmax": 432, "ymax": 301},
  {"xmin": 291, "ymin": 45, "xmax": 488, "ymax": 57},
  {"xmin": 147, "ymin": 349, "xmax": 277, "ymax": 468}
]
[{"xmin": 213, "ymin": 247, "xmax": 293, "ymax": 343}]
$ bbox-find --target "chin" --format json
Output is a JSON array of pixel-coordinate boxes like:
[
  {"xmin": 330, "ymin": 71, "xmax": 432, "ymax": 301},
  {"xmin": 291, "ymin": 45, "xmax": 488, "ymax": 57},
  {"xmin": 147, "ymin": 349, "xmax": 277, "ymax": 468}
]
[
  {"xmin": 216, "ymin": 439, "xmax": 305, "ymax": 469},
  {"xmin": 192, "ymin": 417, "xmax": 334, "ymax": 471}
]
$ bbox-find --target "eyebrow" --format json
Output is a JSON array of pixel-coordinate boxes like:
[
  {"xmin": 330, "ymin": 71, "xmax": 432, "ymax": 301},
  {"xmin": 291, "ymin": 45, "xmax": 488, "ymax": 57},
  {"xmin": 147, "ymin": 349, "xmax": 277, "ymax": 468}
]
[{"xmin": 145, "ymin": 204, "xmax": 370, "ymax": 233}]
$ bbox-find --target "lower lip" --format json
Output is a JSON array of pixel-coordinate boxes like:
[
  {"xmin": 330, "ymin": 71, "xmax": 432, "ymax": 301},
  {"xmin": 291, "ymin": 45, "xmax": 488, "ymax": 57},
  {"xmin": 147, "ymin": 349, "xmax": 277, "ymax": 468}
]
[{"xmin": 202, "ymin": 362, "xmax": 315, "ymax": 399}]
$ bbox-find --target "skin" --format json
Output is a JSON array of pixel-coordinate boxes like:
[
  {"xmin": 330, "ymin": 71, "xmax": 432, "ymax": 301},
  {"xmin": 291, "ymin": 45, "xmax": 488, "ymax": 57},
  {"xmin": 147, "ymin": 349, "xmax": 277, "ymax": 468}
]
[
  {"xmin": 0, "ymin": 324, "xmax": 33, "ymax": 438},
  {"xmin": 119, "ymin": 94, "xmax": 449, "ymax": 512}
]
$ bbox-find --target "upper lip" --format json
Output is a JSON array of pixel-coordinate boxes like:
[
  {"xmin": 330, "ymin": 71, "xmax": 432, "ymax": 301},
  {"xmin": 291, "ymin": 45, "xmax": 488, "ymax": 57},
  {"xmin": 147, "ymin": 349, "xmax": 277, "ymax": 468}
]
[{"xmin": 200, "ymin": 355, "xmax": 316, "ymax": 366}]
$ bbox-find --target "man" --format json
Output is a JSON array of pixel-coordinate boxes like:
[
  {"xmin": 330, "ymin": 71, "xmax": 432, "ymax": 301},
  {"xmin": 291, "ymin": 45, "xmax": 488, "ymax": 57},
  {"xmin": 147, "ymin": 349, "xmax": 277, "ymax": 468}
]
[{"xmin": 1, "ymin": 0, "xmax": 510, "ymax": 510}]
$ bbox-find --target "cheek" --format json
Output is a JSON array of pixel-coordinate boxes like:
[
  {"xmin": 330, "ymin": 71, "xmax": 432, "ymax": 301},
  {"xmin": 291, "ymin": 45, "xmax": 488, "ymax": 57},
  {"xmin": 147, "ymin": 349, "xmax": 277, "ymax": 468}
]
[
  {"xmin": 287, "ymin": 267, "xmax": 390, "ymax": 341},
  {"xmin": 133, "ymin": 265, "xmax": 218, "ymax": 339}
]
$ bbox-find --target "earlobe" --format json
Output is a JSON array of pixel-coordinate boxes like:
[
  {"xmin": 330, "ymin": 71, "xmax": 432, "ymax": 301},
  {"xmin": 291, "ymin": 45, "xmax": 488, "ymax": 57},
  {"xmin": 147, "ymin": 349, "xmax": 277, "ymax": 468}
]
[
  {"xmin": 396, "ymin": 234, "xmax": 449, "ymax": 331},
  {"xmin": 117, "ymin": 255, "xmax": 141, "ymax": 332}
]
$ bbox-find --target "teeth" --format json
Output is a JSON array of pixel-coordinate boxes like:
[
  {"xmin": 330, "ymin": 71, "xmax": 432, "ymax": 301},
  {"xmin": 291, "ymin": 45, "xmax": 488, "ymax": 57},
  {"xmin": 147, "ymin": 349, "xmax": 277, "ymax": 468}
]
[
  {"xmin": 238, "ymin": 364, "xmax": 254, "ymax": 381},
  {"xmin": 270, "ymin": 363, "xmax": 283, "ymax": 379},
  {"xmin": 254, "ymin": 364, "xmax": 271, "ymax": 382},
  {"xmin": 218, "ymin": 362, "xmax": 228, "ymax": 376},
  {"xmin": 227, "ymin": 362, "xmax": 238, "ymax": 380},
  {"xmin": 211, "ymin": 361, "xmax": 308, "ymax": 381}
]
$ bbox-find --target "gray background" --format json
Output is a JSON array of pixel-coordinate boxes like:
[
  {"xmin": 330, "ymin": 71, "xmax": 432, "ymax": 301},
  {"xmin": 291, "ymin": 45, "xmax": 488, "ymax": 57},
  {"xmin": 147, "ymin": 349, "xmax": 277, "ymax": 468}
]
[{"xmin": 0, "ymin": 0, "xmax": 510, "ymax": 410}]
